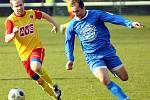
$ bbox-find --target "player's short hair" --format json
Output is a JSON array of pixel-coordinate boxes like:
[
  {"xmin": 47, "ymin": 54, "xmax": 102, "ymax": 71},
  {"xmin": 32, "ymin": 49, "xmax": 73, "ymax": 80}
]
[
  {"xmin": 70, "ymin": 0, "xmax": 84, "ymax": 9},
  {"xmin": 10, "ymin": 0, "xmax": 23, "ymax": 3},
  {"xmin": 10, "ymin": 0, "xmax": 23, "ymax": 8}
]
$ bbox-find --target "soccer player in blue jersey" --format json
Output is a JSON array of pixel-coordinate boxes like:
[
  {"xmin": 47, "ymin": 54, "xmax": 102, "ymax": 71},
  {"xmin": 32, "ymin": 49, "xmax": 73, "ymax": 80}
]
[{"xmin": 65, "ymin": 0, "xmax": 144, "ymax": 100}]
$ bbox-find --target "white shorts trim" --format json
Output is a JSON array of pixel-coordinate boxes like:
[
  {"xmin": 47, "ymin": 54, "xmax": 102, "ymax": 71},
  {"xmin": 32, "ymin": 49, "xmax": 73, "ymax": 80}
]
[{"xmin": 111, "ymin": 64, "xmax": 124, "ymax": 71}]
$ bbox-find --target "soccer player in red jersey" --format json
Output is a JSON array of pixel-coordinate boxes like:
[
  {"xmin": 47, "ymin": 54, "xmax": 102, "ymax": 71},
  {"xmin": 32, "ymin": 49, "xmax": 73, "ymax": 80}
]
[{"xmin": 4, "ymin": 0, "xmax": 61, "ymax": 99}]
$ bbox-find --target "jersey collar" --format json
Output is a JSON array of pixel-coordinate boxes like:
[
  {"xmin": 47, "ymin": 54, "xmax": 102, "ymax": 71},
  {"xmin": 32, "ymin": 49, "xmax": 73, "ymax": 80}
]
[
  {"xmin": 13, "ymin": 11, "xmax": 26, "ymax": 17},
  {"xmin": 74, "ymin": 10, "xmax": 88, "ymax": 20}
]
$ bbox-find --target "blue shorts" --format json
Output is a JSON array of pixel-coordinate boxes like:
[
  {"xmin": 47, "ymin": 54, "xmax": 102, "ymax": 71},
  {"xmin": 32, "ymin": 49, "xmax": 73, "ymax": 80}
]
[{"xmin": 85, "ymin": 45, "xmax": 123, "ymax": 72}]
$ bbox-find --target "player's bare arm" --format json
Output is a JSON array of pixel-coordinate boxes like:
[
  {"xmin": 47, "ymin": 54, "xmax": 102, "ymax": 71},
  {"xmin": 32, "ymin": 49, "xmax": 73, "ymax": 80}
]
[
  {"xmin": 5, "ymin": 26, "xmax": 19, "ymax": 43},
  {"xmin": 41, "ymin": 12, "xmax": 59, "ymax": 33}
]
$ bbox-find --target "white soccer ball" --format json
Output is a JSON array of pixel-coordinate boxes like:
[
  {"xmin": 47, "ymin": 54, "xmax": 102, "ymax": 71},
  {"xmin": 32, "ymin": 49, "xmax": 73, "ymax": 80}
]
[{"xmin": 8, "ymin": 88, "xmax": 25, "ymax": 100}]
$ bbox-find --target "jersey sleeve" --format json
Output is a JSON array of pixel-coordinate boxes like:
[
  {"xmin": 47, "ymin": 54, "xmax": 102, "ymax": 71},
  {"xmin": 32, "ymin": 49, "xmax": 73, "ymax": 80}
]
[
  {"xmin": 5, "ymin": 19, "xmax": 13, "ymax": 35},
  {"xmin": 97, "ymin": 10, "xmax": 133, "ymax": 28},
  {"xmin": 65, "ymin": 21, "xmax": 75, "ymax": 61},
  {"xmin": 34, "ymin": 10, "xmax": 43, "ymax": 19}
]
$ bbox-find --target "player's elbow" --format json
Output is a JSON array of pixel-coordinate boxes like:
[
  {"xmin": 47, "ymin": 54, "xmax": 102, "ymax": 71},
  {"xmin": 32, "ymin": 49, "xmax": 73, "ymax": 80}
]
[{"xmin": 41, "ymin": 12, "xmax": 49, "ymax": 19}]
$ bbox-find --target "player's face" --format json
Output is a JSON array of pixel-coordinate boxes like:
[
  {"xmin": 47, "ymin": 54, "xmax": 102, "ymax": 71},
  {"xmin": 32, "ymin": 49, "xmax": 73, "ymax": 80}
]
[
  {"xmin": 11, "ymin": 0, "xmax": 25, "ymax": 16},
  {"xmin": 71, "ymin": 2, "xmax": 85, "ymax": 19}
]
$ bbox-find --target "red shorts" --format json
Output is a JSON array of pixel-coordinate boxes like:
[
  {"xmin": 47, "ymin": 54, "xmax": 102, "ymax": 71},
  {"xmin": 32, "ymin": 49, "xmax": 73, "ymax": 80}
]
[{"xmin": 22, "ymin": 48, "xmax": 45, "ymax": 80}]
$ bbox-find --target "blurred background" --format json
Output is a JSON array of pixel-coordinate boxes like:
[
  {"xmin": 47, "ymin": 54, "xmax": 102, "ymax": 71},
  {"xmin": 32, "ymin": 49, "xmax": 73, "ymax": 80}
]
[{"xmin": 0, "ymin": 0, "xmax": 150, "ymax": 17}]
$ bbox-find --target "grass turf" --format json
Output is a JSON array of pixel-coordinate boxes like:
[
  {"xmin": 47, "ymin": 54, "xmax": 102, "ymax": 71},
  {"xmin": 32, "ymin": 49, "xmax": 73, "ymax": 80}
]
[{"xmin": 0, "ymin": 15, "xmax": 150, "ymax": 100}]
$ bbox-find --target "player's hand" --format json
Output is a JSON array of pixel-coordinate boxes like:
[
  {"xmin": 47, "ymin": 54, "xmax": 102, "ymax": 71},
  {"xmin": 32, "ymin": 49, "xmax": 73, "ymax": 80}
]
[
  {"xmin": 66, "ymin": 61, "xmax": 73, "ymax": 70},
  {"xmin": 132, "ymin": 22, "xmax": 144, "ymax": 29},
  {"xmin": 13, "ymin": 26, "xmax": 19, "ymax": 34},
  {"xmin": 51, "ymin": 25, "xmax": 59, "ymax": 33}
]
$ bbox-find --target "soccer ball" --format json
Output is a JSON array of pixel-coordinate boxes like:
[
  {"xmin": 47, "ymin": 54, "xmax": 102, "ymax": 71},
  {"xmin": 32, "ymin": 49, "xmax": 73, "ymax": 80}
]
[{"xmin": 8, "ymin": 88, "xmax": 25, "ymax": 100}]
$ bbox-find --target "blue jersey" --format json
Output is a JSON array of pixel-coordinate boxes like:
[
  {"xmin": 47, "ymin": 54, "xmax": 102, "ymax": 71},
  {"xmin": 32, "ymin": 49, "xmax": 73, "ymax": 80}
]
[{"xmin": 65, "ymin": 10, "xmax": 133, "ymax": 61}]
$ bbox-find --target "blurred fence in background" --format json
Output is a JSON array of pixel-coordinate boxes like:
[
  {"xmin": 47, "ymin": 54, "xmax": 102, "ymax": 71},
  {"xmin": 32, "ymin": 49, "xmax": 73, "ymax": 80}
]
[{"xmin": 0, "ymin": 1, "xmax": 150, "ymax": 16}]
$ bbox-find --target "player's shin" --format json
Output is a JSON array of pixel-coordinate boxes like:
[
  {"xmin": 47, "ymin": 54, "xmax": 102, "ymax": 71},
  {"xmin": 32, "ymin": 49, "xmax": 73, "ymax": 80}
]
[
  {"xmin": 107, "ymin": 81, "xmax": 129, "ymax": 100},
  {"xmin": 40, "ymin": 81, "xmax": 57, "ymax": 99},
  {"xmin": 38, "ymin": 68, "xmax": 52, "ymax": 85}
]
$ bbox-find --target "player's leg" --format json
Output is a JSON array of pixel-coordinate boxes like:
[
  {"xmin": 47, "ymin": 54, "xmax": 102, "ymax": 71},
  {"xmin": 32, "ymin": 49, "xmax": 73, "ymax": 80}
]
[
  {"xmin": 30, "ymin": 61, "xmax": 61, "ymax": 99},
  {"xmin": 36, "ymin": 77, "xmax": 61, "ymax": 100},
  {"xmin": 30, "ymin": 48, "xmax": 53, "ymax": 84},
  {"xmin": 38, "ymin": 69, "xmax": 61, "ymax": 100},
  {"xmin": 104, "ymin": 53, "xmax": 129, "ymax": 100},
  {"xmin": 93, "ymin": 67, "xmax": 110, "ymax": 85},
  {"xmin": 23, "ymin": 48, "xmax": 61, "ymax": 99},
  {"xmin": 93, "ymin": 67, "xmax": 129, "ymax": 100},
  {"xmin": 22, "ymin": 60, "xmax": 58, "ymax": 99},
  {"xmin": 37, "ymin": 68, "xmax": 61, "ymax": 99},
  {"xmin": 36, "ymin": 77, "xmax": 57, "ymax": 98},
  {"xmin": 86, "ymin": 52, "xmax": 129, "ymax": 100},
  {"xmin": 30, "ymin": 48, "xmax": 61, "ymax": 100},
  {"xmin": 111, "ymin": 65, "xmax": 128, "ymax": 81},
  {"xmin": 104, "ymin": 52, "xmax": 128, "ymax": 81},
  {"xmin": 38, "ymin": 68, "xmax": 53, "ymax": 84}
]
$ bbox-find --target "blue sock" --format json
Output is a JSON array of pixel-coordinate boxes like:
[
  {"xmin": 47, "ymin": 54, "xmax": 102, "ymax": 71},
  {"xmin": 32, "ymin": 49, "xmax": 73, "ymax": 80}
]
[{"xmin": 107, "ymin": 81, "xmax": 129, "ymax": 100}]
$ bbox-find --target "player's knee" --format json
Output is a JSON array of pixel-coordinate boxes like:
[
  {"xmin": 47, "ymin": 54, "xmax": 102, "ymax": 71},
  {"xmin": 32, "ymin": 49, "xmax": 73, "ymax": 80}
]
[
  {"xmin": 99, "ymin": 77, "xmax": 110, "ymax": 86},
  {"xmin": 30, "ymin": 61, "xmax": 41, "ymax": 73},
  {"xmin": 31, "ymin": 74, "xmax": 40, "ymax": 81},
  {"xmin": 120, "ymin": 74, "xmax": 128, "ymax": 81},
  {"xmin": 115, "ymin": 67, "xmax": 129, "ymax": 81}
]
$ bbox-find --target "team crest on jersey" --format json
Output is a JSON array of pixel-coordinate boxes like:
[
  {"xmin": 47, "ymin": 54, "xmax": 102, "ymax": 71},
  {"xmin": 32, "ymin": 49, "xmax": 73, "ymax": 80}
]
[
  {"xmin": 80, "ymin": 24, "xmax": 96, "ymax": 42},
  {"xmin": 19, "ymin": 23, "xmax": 34, "ymax": 37},
  {"xmin": 29, "ymin": 14, "xmax": 33, "ymax": 19}
]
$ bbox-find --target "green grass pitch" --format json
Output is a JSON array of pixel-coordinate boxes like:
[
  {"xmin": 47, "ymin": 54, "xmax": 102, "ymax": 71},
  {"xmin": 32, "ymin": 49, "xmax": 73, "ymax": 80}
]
[{"xmin": 0, "ymin": 15, "xmax": 150, "ymax": 100}]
